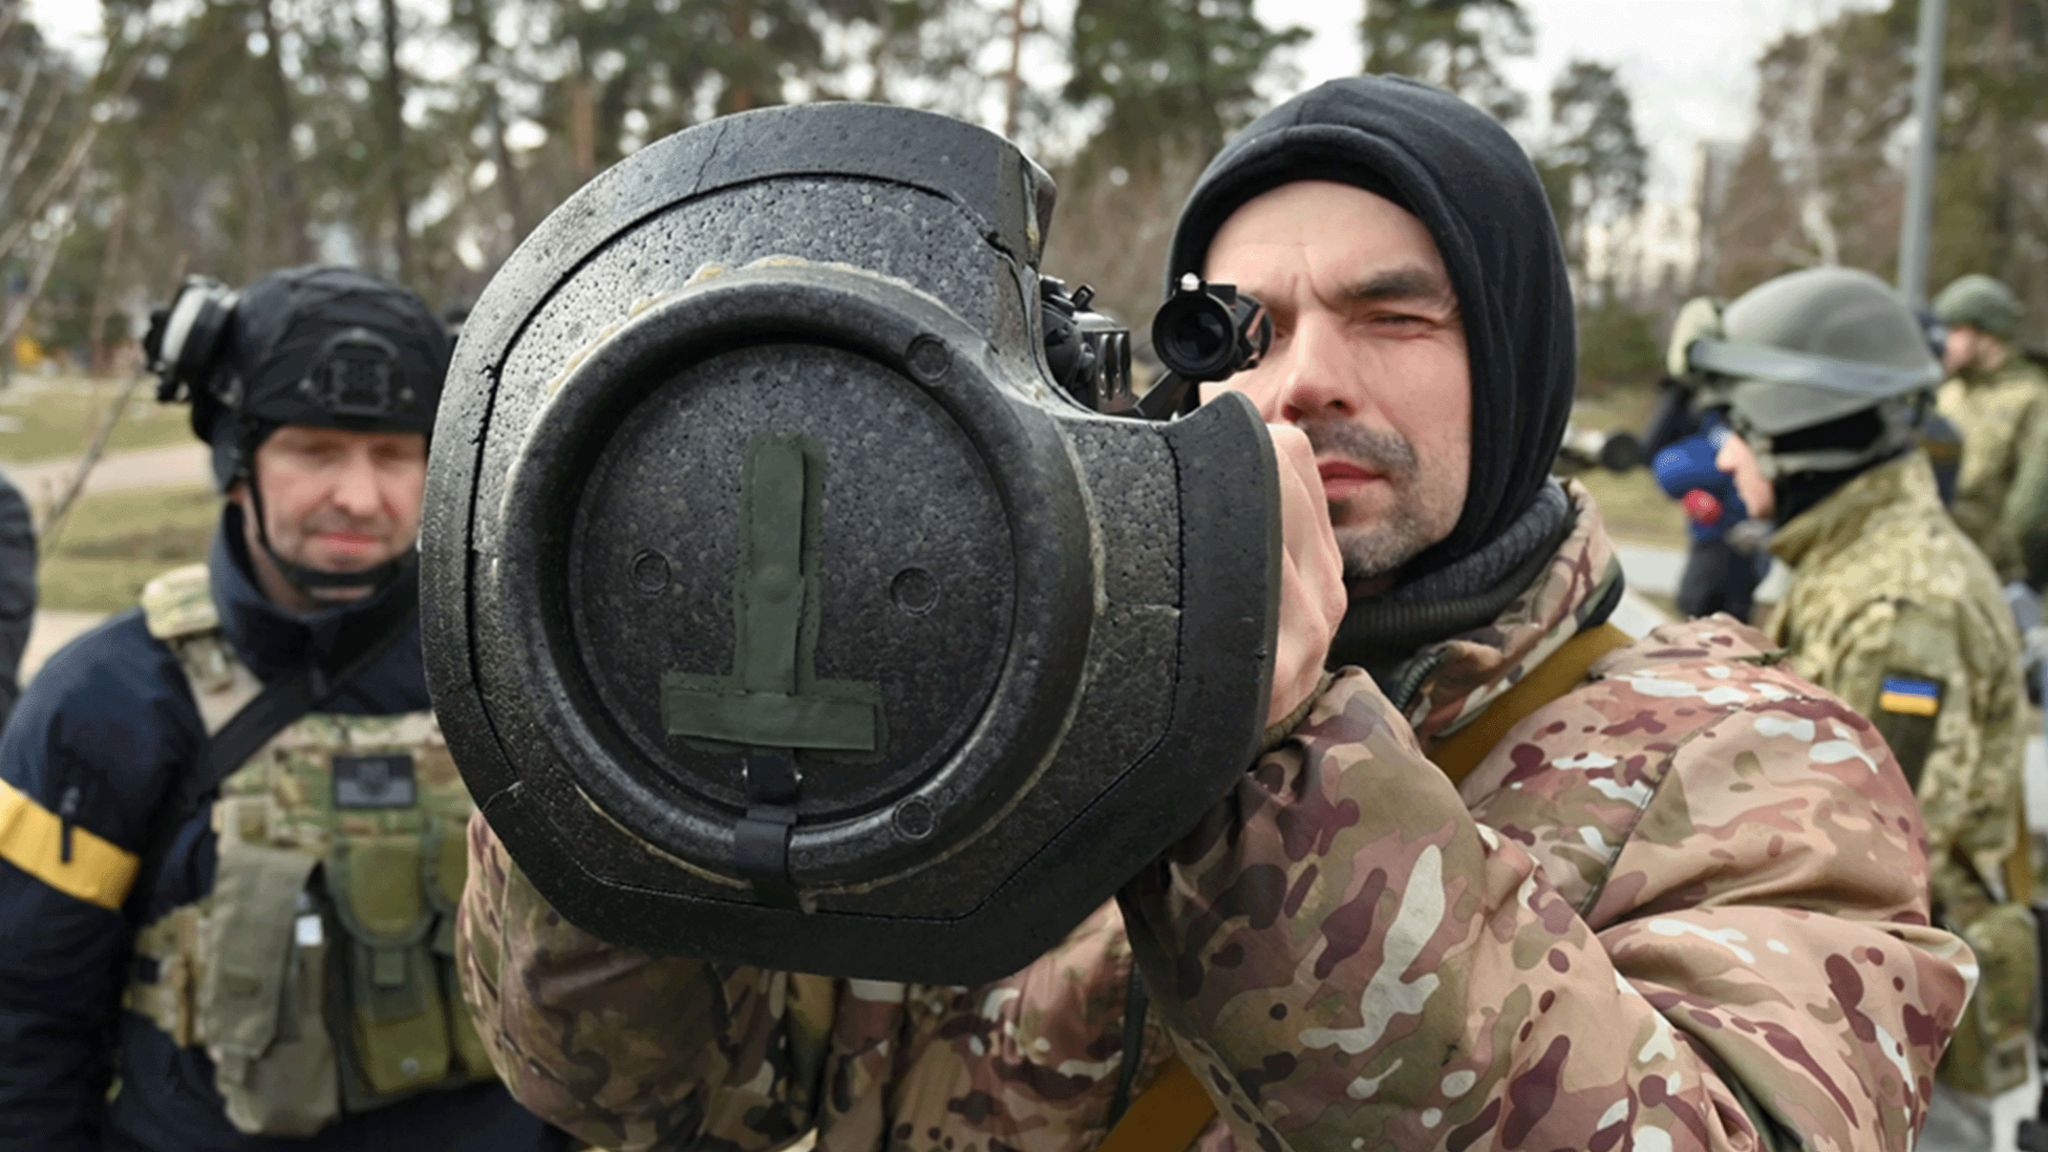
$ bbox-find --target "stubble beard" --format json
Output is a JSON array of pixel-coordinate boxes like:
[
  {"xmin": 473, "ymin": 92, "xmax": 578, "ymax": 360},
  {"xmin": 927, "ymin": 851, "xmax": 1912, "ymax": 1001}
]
[{"xmin": 1298, "ymin": 417, "xmax": 1434, "ymax": 583}]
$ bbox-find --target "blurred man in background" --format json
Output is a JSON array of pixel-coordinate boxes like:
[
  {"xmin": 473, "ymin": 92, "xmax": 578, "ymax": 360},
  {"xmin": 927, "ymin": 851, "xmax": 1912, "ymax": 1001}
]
[
  {"xmin": 1936, "ymin": 273, "xmax": 2048, "ymax": 584},
  {"xmin": 0, "ymin": 266, "xmax": 564, "ymax": 1151}
]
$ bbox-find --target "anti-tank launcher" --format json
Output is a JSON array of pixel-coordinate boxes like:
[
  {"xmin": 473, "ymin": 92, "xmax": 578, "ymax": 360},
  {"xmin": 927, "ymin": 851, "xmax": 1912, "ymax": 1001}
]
[{"xmin": 423, "ymin": 103, "xmax": 1283, "ymax": 985}]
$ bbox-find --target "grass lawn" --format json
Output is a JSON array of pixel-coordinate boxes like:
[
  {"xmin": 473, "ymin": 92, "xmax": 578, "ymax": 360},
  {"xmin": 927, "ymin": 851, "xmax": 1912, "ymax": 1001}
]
[
  {"xmin": 0, "ymin": 378, "xmax": 193, "ymax": 464},
  {"xmin": 1570, "ymin": 387, "xmax": 1689, "ymax": 549},
  {"xmin": 39, "ymin": 485, "xmax": 219, "ymax": 613},
  {"xmin": 1575, "ymin": 466, "xmax": 1687, "ymax": 547}
]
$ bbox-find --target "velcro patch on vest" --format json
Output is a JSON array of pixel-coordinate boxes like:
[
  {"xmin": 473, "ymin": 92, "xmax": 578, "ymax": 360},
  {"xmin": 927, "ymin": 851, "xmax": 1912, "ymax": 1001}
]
[{"xmin": 332, "ymin": 754, "xmax": 418, "ymax": 810}]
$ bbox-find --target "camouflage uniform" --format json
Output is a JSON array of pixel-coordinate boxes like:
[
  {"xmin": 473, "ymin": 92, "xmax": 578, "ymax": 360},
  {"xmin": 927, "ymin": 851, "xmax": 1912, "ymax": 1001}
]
[
  {"xmin": 1766, "ymin": 449, "xmax": 2037, "ymax": 1103},
  {"xmin": 1937, "ymin": 355, "xmax": 2048, "ymax": 582},
  {"xmin": 2000, "ymin": 360, "xmax": 2048, "ymax": 590},
  {"xmin": 460, "ymin": 484, "xmax": 1972, "ymax": 1151}
]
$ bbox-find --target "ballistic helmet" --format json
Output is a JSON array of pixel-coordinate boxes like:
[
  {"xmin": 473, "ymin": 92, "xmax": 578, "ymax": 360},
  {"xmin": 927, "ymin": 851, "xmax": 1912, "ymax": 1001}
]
[
  {"xmin": 1933, "ymin": 274, "xmax": 2022, "ymax": 340},
  {"xmin": 1682, "ymin": 267, "xmax": 1939, "ymax": 477},
  {"xmin": 144, "ymin": 265, "xmax": 450, "ymax": 594}
]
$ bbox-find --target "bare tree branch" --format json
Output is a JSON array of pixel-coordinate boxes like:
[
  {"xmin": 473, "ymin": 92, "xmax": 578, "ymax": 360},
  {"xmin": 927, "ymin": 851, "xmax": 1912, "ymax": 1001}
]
[
  {"xmin": 1, "ymin": 69, "xmax": 65, "ymax": 207},
  {"xmin": 1787, "ymin": 34, "xmax": 1842, "ymax": 264},
  {"xmin": 0, "ymin": 54, "xmax": 42, "ymax": 166},
  {"xmin": 0, "ymin": 120, "xmax": 98, "ymax": 264},
  {"xmin": 37, "ymin": 369, "xmax": 152, "ymax": 559},
  {"xmin": 0, "ymin": 164, "xmax": 89, "ymax": 350}
]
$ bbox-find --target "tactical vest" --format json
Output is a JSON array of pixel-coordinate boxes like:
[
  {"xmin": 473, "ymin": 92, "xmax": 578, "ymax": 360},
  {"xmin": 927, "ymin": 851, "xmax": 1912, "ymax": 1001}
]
[{"xmin": 122, "ymin": 564, "xmax": 494, "ymax": 1138}]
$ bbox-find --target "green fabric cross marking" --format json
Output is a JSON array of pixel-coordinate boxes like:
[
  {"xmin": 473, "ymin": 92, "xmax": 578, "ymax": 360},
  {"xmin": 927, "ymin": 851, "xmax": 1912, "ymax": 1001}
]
[{"xmin": 662, "ymin": 436, "xmax": 882, "ymax": 753}]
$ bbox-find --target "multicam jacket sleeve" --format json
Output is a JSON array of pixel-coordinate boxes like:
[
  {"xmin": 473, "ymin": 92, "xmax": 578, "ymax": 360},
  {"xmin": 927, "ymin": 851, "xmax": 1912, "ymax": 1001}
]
[
  {"xmin": 458, "ymin": 812, "xmax": 1172, "ymax": 1152},
  {"xmin": 1120, "ymin": 645, "xmax": 1971, "ymax": 1152},
  {"xmin": 462, "ymin": 624, "xmax": 1970, "ymax": 1152}
]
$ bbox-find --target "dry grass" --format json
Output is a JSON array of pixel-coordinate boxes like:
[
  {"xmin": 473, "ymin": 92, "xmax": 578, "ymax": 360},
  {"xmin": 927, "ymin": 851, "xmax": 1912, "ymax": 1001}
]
[
  {"xmin": 0, "ymin": 378, "xmax": 192, "ymax": 464},
  {"xmin": 39, "ymin": 484, "xmax": 218, "ymax": 612}
]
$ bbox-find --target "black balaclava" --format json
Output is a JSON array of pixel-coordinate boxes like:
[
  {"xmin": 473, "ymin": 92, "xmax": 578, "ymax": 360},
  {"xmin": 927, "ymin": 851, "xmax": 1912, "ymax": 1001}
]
[
  {"xmin": 193, "ymin": 266, "xmax": 450, "ymax": 598},
  {"xmin": 1166, "ymin": 76, "xmax": 1582, "ymax": 678},
  {"xmin": 1766, "ymin": 409, "xmax": 1899, "ymax": 528}
]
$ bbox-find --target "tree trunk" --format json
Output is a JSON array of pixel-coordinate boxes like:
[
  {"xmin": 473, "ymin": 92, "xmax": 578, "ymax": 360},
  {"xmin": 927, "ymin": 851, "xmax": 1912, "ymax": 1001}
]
[
  {"xmin": 1001, "ymin": 0, "xmax": 1026, "ymax": 139},
  {"xmin": 1987, "ymin": 0, "xmax": 2017, "ymax": 281},
  {"xmin": 464, "ymin": 0, "xmax": 528, "ymax": 243},
  {"xmin": 378, "ymin": 0, "xmax": 414, "ymax": 283},
  {"xmin": 87, "ymin": 200, "xmax": 127, "ymax": 376},
  {"xmin": 568, "ymin": 42, "xmax": 597, "ymax": 181},
  {"xmin": 726, "ymin": 0, "xmax": 761, "ymax": 113},
  {"xmin": 257, "ymin": 0, "xmax": 313, "ymax": 264}
]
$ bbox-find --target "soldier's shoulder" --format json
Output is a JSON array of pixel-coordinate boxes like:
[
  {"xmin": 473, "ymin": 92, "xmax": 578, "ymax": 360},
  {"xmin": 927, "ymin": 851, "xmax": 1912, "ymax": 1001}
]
[
  {"xmin": 30, "ymin": 607, "xmax": 178, "ymax": 693},
  {"xmin": 1801, "ymin": 500, "xmax": 1988, "ymax": 599},
  {"xmin": 1590, "ymin": 615, "xmax": 1784, "ymax": 684},
  {"xmin": 1552, "ymin": 615, "xmax": 1845, "ymax": 735},
  {"xmin": 2009, "ymin": 355, "xmax": 2048, "ymax": 388},
  {"xmin": 1467, "ymin": 617, "xmax": 1902, "ymax": 911},
  {"xmin": 139, "ymin": 563, "xmax": 218, "ymax": 641},
  {"xmin": 4, "ymin": 608, "xmax": 191, "ymax": 761},
  {"xmin": 1495, "ymin": 617, "xmax": 1825, "ymax": 765}
]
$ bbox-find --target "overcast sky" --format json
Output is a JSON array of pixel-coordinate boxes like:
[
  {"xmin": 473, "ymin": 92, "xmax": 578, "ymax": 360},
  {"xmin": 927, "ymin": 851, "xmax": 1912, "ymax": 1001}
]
[
  {"xmin": 1265, "ymin": 0, "xmax": 1887, "ymax": 198},
  {"xmin": 28, "ymin": 0, "xmax": 1887, "ymax": 202}
]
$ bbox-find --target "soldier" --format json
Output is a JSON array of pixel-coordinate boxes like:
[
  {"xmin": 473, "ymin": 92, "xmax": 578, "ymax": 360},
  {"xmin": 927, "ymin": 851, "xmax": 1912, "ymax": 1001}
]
[
  {"xmin": 1708, "ymin": 267, "xmax": 2036, "ymax": 1152},
  {"xmin": 0, "ymin": 268, "xmax": 566, "ymax": 1149},
  {"xmin": 457, "ymin": 79, "xmax": 1969, "ymax": 1150},
  {"xmin": 1935, "ymin": 273, "xmax": 2048, "ymax": 582},
  {"xmin": 0, "ymin": 467, "xmax": 35, "ymax": 727}
]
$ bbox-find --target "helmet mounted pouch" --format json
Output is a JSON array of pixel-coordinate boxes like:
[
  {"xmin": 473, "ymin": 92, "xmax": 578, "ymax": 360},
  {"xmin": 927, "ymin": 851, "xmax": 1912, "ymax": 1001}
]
[
  {"xmin": 148, "ymin": 277, "xmax": 240, "ymax": 406},
  {"xmin": 307, "ymin": 328, "xmax": 406, "ymax": 422},
  {"xmin": 422, "ymin": 103, "xmax": 1283, "ymax": 985}
]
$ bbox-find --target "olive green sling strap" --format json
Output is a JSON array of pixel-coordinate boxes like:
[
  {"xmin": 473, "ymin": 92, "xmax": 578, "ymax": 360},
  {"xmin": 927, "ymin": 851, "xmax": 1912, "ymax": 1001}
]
[{"xmin": 1099, "ymin": 623, "xmax": 1631, "ymax": 1152}]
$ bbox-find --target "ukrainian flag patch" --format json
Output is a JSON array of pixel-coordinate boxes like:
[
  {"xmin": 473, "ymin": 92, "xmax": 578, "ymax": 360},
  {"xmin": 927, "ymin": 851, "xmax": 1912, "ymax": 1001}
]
[{"xmin": 1879, "ymin": 675, "xmax": 1942, "ymax": 717}]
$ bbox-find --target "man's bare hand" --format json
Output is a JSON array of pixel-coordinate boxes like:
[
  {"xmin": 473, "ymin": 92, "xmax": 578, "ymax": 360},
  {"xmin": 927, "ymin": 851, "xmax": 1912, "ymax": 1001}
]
[{"xmin": 1267, "ymin": 424, "xmax": 1346, "ymax": 729}]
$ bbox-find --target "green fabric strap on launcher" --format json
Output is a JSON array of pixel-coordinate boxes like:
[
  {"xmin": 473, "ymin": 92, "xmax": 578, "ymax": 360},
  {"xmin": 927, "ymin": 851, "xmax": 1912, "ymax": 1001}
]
[{"xmin": 661, "ymin": 435, "xmax": 884, "ymax": 904}]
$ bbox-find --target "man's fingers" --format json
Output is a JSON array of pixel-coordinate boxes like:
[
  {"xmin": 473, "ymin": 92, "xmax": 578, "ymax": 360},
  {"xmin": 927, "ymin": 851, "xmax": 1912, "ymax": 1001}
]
[{"xmin": 1264, "ymin": 423, "xmax": 1347, "ymax": 728}]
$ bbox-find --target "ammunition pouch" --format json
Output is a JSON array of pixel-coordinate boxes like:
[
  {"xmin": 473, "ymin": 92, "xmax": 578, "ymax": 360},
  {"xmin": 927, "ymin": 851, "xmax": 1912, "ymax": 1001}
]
[
  {"xmin": 131, "ymin": 805, "xmax": 493, "ymax": 1135},
  {"xmin": 197, "ymin": 806, "xmax": 338, "ymax": 1136}
]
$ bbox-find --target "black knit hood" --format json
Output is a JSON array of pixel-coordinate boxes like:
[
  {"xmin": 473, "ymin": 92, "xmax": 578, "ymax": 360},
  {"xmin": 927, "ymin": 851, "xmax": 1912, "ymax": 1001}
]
[{"xmin": 1167, "ymin": 75, "xmax": 1577, "ymax": 579}]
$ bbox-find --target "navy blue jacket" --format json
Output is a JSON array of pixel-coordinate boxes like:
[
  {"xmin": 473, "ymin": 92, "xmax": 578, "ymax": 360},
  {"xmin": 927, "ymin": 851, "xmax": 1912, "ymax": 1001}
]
[
  {"xmin": 0, "ymin": 467, "xmax": 36, "ymax": 727},
  {"xmin": 1650, "ymin": 418, "xmax": 1752, "ymax": 546},
  {"xmin": 0, "ymin": 508, "xmax": 562, "ymax": 1151}
]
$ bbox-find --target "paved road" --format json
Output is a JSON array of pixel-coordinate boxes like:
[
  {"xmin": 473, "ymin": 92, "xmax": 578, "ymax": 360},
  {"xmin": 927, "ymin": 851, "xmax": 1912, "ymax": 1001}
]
[
  {"xmin": 1614, "ymin": 540, "xmax": 1788, "ymax": 604},
  {"xmin": 1, "ymin": 442, "xmax": 211, "ymax": 510}
]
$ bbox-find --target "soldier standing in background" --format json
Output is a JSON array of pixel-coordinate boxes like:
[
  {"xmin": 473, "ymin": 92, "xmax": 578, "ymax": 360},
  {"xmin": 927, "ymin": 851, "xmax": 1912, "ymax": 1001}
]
[
  {"xmin": 1713, "ymin": 267, "xmax": 2037, "ymax": 1152},
  {"xmin": 0, "ymin": 267, "xmax": 565, "ymax": 1150},
  {"xmin": 0, "ymin": 468, "xmax": 35, "ymax": 728},
  {"xmin": 1935, "ymin": 274, "xmax": 2048, "ymax": 583}
]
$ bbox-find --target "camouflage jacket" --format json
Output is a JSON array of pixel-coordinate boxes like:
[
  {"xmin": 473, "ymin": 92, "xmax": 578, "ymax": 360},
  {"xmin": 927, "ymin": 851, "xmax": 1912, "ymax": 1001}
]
[
  {"xmin": 2000, "ymin": 357, "xmax": 2048, "ymax": 589},
  {"xmin": 459, "ymin": 484, "xmax": 1971, "ymax": 1151},
  {"xmin": 1766, "ymin": 450, "xmax": 2028, "ymax": 923},
  {"xmin": 1938, "ymin": 354, "xmax": 2048, "ymax": 581}
]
